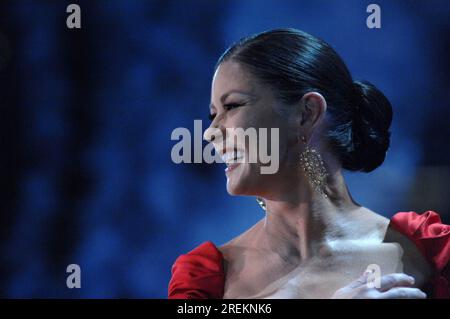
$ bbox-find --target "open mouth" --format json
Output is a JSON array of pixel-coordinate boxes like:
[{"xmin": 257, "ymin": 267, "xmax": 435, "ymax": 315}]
[
  {"xmin": 221, "ymin": 150, "xmax": 244, "ymax": 172},
  {"xmin": 221, "ymin": 150, "xmax": 245, "ymax": 166}
]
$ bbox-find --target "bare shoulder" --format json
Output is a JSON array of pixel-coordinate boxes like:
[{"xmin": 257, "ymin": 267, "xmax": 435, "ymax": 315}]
[
  {"xmin": 357, "ymin": 207, "xmax": 431, "ymax": 269},
  {"xmin": 341, "ymin": 207, "xmax": 433, "ymax": 287},
  {"xmin": 347, "ymin": 206, "xmax": 391, "ymax": 238},
  {"xmin": 383, "ymin": 219, "xmax": 434, "ymax": 281},
  {"xmin": 357, "ymin": 207, "xmax": 433, "ymax": 288}
]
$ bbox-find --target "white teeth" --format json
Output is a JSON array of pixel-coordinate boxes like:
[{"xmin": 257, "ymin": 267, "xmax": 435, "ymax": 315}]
[{"xmin": 221, "ymin": 150, "xmax": 244, "ymax": 164}]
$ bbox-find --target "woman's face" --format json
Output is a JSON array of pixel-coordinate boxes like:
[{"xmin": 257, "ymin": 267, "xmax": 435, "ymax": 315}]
[{"xmin": 207, "ymin": 61, "xmax": 301, "ymax": 197}]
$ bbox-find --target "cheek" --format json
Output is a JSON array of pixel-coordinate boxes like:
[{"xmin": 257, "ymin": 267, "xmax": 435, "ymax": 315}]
[
  {"xmin": 264, "ymin": 117, "xmax": 291, "ymax": 161},
  {"xmin": 229, "ymin": 106, "xmax": 292, "ymax": 164},
  {"xmin": 225, "ymin": 110, "xmax": 261, "ymax": 151}
]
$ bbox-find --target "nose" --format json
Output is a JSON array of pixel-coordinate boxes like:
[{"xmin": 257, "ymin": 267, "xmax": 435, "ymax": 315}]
[{"xmin": 203, "ymin": 126, "xmax": 222, "ymax": 143}]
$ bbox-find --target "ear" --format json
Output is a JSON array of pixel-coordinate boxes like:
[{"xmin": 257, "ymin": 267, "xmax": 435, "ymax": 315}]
[{"xmin": 298, "ymin": 92, "xmax": 327, "ymax": 137}]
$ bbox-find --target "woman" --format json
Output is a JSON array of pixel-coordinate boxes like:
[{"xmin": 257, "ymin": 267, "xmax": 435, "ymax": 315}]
[{"xmin": 168, "ymin": 28, "xmax": 449, "ymax": 299}]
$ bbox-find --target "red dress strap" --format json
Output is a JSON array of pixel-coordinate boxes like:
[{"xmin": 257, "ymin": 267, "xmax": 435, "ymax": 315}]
[
  {"xmin": 168, "ymin": 241, "xmax": 225, "ymax": 299},
  {"xmin": 390, "ymin": 210, "xmax": 450, "ymax": 298}
]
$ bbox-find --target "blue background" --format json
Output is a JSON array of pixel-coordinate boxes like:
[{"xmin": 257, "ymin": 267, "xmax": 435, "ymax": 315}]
[{"xmin": 0, "ymin": 0, "xmax": 449, "ymax": 298}]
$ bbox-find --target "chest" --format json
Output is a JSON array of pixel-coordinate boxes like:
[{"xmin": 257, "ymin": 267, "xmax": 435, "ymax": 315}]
[{"xmin": 223, "ymin": 241, "xmax": 430, "ymax": 299}]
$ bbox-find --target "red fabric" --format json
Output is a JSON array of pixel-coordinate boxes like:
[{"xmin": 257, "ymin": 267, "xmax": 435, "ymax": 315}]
[
  {"xmin": 168, "ymin": 211, "xmax": 449, "ymax": 299},
  {"xmin": 390, "ymin": 210, "xmax": 450, "ymax": 299},
  {"xmin": 168, "ymin": 241, "xmax": 225, "ymax": 299}
]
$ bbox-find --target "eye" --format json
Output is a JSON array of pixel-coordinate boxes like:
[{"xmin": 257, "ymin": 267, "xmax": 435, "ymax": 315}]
[
  {"xmin": 208, "ymin": 103, "xmax": 243, "ymax": 121},
  {"xmin": 224, "ymin": 103, "xmax": 242, "ymax": 111}
]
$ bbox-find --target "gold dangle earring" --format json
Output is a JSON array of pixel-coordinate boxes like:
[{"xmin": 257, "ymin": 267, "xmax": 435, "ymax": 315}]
[{"xmin": 299, "ymin": 135, "xmax": 329, "ymax": 198}]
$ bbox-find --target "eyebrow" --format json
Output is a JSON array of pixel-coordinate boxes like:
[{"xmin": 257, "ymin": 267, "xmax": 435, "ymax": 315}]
[{"xmin": 209, "ymin": 90, "xmax": 255, "ymax": 111}]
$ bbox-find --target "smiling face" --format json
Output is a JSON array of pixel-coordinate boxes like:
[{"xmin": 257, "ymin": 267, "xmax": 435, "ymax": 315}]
[{"xmin": 207, "ymin": 61, "xmax": 303, "ymax": 197}]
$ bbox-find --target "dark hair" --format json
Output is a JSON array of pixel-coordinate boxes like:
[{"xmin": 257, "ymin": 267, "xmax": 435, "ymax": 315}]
[{"xmin": 216, "ymin": 28, "xmax": 393, "ymax": 173}]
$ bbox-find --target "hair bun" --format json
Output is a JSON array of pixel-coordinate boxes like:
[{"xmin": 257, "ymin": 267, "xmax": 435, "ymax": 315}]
[{"xmin": 345, "ymin": 80, "xmax": 393, "ymax": 172}]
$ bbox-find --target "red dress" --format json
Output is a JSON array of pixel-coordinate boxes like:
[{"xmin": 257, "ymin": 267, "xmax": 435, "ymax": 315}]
[{"xmin": 168, "ymin": 211, "xmax": 450, "ymax": 299}]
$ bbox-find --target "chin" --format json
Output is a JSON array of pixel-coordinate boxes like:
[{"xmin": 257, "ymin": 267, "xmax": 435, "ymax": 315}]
[
  {"xmin": 225, "ymin": 174, "xmax": 246, "ymax": 195},
  {"xmin": 225, "ymin": 163, "xmax": 259, "ymax": 196},
  {"xmin": 226, "ymin": 183, "xmax": 253, "ymax": 196}
]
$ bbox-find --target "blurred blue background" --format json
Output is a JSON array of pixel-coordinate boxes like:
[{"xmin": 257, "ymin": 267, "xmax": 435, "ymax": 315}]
[{"xmin": 0, "ymin": 0, "xmax": 449, "ymax": 298}]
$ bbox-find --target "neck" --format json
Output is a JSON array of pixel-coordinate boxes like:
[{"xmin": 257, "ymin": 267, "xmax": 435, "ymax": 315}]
[{"xmin": 258, "ymin": 168, "xmax": 360, "ymax": 263}]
